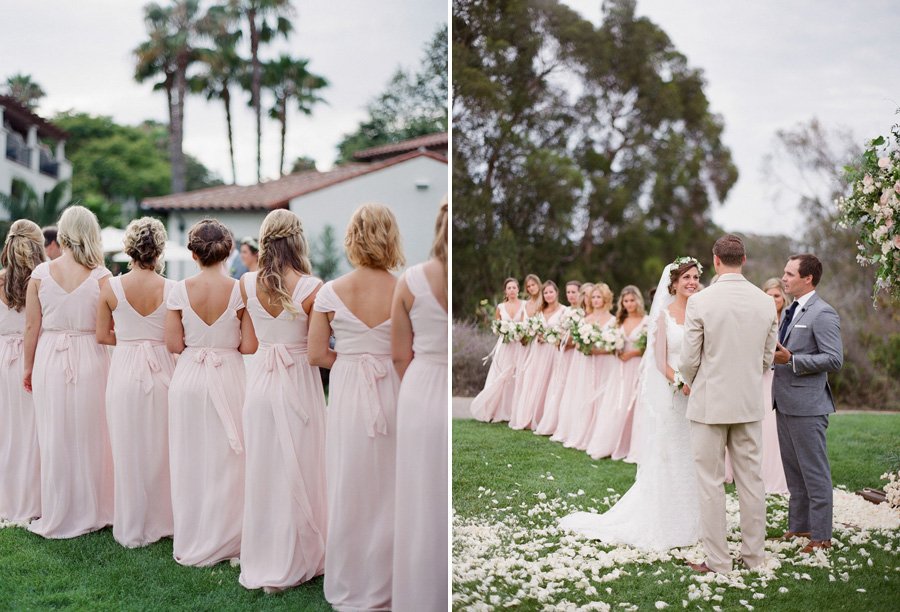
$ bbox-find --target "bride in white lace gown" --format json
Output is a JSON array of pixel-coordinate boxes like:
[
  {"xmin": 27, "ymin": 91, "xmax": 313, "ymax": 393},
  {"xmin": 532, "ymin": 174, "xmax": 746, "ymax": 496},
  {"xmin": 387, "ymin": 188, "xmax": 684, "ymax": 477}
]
[{"xmin": 559, "ymin": 261, "xmax": 702, "ymax": 551}]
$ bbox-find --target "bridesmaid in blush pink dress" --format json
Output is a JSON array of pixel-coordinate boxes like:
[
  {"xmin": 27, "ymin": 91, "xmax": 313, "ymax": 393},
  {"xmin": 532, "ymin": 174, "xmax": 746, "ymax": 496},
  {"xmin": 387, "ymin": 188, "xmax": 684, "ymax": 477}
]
[
  {"xmin": 96, "ymin": 217, "xmax": 175, "ymax": 548},
  {"xmin": 470, "ymin": 277, "xmax": 525, "ymax": 423},
  {"xmin": 238, "ymin": 210, "xmax": 327, "ymax": 592},
  {"xmin": 574, "ymin": 283, "xmax": 619, "ymax": 453},
  {"xmin": 553, "ymin": 284, "xmax": 604, "ymax": 448},
  {"xmin": 536, "ymin": 279, "xmax": 583, "ymax": 436},
  {"xmin": 509, "ymin": 281, "xmax": 564, "ymax": 430},
  {"xmin": 0, "ymin": 220, "xmax": 45, "ymax": 523},
  {"xmin": 610, "ymin": 286, "xmax": 649, "ymax": 462},
  {"xmin": 165, "ymin": 219, "xmax": 253, "ymax": 567},
  {"xmin": 23, "ymin": 206, "xmax": 114, "ymax": 538},
  {"xmin": 390, "ymin": 201, "xmax": 448, "ymax": 612},
  {"xmin": 310, "ymin": 203, "xmax": 403, "ymax": 612}
]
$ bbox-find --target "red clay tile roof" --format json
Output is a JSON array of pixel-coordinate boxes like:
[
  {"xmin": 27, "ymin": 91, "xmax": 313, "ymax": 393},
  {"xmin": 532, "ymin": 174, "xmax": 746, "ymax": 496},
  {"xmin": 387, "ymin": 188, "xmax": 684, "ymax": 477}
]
[
  {"xmin": 0, "ymin": 95, "xmax": 68, "ymax": 141},
  {"xmin": 142, "ymin": 149, "xmax": 447, "ymax": 211},
  {"xmin": 352, "ymin": 132, "xmax": 448, "ymax": 161}
]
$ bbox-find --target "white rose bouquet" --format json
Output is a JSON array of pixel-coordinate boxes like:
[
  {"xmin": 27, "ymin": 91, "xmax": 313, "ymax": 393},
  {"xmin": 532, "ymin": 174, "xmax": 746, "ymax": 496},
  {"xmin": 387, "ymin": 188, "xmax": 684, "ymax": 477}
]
[
  {"xmin": 671, "ymin": 370, "xmax": 687, "ymax": 391},
  {"xmin": 490, "ymin": 319, "xmax": 520, "ymax": 344},
  {"xmin": 838, "ymin": 120, "xmax": 900, "ymax": 302},
  {"xmin": 594, "ymin": 324, "xmax": 624, "ymax": 353},
  {"xmin": 570, "ymin": 321, "xmax": 601, "ymax": 355},
  {"xmin": 542, "ymin": 322, "xmax": 564, "ymax": 346},
  {"xmin": 520, "ymin": 315, "xmax": 545, "ymax": 345}
]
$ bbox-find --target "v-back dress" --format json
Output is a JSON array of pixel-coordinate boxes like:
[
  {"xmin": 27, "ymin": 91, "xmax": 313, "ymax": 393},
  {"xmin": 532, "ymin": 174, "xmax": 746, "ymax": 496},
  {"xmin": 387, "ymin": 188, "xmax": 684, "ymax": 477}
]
[
  {"xmin": 167, "ymin": 279, "xmax": 246, "ymax": 566},
  {"xmin": 314, "ymin": 281, "xmax": 400, "ymax": 612},
  {"xmin": 392, "ymin": 263, "xmax": 449, "ymax": 612},
  {"xmin": 106, "ymin": 275, "xmax": 176, "ymax": 548},
  {"xmin": 239, "ymin": 272, "xmax": 327, "ymax": 590},
  {"xmin": 28, "ymin": 262, "xmax": 114, "ymax": 539},
  {"xmin": 469, "ymin": 300, "xmax": 525, "ymax": 423},
  {"xmin": 0, "ymin": 295, "xmax": 40, "ymax": 522}
]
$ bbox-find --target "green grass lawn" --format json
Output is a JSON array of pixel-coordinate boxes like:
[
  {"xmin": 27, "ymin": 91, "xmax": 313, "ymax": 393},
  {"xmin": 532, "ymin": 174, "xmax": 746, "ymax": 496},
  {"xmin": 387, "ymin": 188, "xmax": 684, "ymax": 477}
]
[
  {"xmin": 453, "ymin": 413, "xmax": 900, "ymax": 611},
  {"xmin": 0, "ymin": 528, "xmax": 330, "ymax": 610}
]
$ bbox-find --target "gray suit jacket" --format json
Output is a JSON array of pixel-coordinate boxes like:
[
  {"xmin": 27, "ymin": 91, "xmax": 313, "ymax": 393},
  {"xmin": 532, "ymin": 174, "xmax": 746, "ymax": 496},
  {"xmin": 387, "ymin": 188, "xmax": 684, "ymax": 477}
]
[{"xmin": 772, "ymin": 293, "xmax": 843, "ymax": 416}]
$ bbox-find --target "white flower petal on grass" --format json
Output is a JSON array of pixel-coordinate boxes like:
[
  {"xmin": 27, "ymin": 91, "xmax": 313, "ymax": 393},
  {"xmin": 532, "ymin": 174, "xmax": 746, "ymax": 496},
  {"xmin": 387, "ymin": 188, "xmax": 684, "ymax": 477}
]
[{"xmin": 654, "ymin": 602, "xmax": 669, "ymax": 609}]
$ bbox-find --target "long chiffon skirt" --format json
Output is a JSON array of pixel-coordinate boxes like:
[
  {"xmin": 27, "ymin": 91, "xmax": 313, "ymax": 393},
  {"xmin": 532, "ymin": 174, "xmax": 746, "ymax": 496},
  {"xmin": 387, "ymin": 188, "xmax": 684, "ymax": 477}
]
[
  {"xmin": 470, "ymin": 340, "xmax": 520, "ymax": 423},
  {"xmin": 509, "ymin": 342, "xmax": 556, "ymax": 430},
  {"xmin": 534, "ymin": 348, "xmax": 573, "ymax": 436}
]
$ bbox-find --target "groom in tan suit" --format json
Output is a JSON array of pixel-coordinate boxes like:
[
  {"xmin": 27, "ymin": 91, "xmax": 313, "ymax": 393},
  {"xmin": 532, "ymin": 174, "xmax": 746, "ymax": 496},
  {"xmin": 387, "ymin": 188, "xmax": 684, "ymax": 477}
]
[{"xmin": 680, "ymin": 235, "xmax": 778, "ymax": 573}]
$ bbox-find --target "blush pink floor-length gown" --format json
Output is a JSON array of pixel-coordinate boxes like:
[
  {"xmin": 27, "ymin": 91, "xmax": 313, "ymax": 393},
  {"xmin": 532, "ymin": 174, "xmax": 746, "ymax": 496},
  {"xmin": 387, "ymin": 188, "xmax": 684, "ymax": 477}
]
[
  {"xmin": 314, "ymin": 281, "xmax": 400, "ymax": 612},
  {"xmin": 106, "ymin": 276, "xmax": 176, "ymax": 548},
  {"xmin": 509, "ymin": 307, "xmax": 564, "ymax": 430},
  {"xmin": 549, "ymin": 348, "xmax": 597, "ymax": 447},
  {"xmin": 611, "ymin": 316, "xmax": 649, "ymax": 462},
  {"xmin": 535, "ymin": 307, "xmax": 574, "ymax": 436},
  {"xmin": 569, "ymin": 318, "xmax": 619, "ymax": 452},
  {"xmin": 238, "ymin": 272, "xmax": 327, "ymax": 590},
  {"xmin": 469, "ymin": 300, "xmax": 525, "ymax": 423},
  {"xmin": 392, "ymin": 263, "xmax": 448, "ymax": 612},
  {"xmin": 28, "ymin": 262, "xmax": 114, "ymax": 538},
  {"xmin": 167, "ymin": 280, "xmax": 246, "ymax": 566},
  {"xmin": 0, "ymin": 297, "xmax": 41, "ymax": 522}
]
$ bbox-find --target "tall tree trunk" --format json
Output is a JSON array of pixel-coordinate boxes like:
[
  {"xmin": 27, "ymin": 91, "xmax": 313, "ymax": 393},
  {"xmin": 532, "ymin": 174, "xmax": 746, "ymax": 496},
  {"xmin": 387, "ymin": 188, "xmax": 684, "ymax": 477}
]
[
  {"xmin": 170, "ymin": 65, "xmax": 187, "ymax": 194},
  {"xmin": 223, "ymin": 87, "xmax": 236, "ymax": 184},
  {"xmin": 249, "ymin": 9, "xmax": 262, "ymax": 183},
  {"xmin": 279, "ymin": 102, "xmax": 287, "ymax": 177}
]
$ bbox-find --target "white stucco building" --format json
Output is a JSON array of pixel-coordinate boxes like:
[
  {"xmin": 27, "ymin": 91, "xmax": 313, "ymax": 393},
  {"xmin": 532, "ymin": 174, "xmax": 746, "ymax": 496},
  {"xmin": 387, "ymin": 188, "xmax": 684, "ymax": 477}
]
[
  {"xmin": 143, "ymin": 133, "xmax": 448, "ymax": 280},
  {"xmin": 0, "ymin": 95, "xmax": 71, "ymax": 212}
]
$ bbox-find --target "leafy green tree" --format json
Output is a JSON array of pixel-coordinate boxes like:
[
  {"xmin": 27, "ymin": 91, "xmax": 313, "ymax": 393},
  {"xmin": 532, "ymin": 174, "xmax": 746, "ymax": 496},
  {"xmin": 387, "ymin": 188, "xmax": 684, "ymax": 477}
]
[
  {"xmin": 311, "ymin": 224, "xmax": 341, "ymax": 281},
  {"xmin": 289, "ymin": 156, "xmax": 317, "ymax": 173},
  {"xmin": 134, "ymin": 0, "xmax": 206, "ymax": 194},
  {"xmin": 337, "ymin": 25, "xmax": 448, "ymax": 163},
  {"xmin": 262, "ymin": 55, "xmax": 328, "ymax": 176},
  {"xmin": 3, "ymin": 73, "xmax": 46, "ymax": 110},
  {"xmin": 452, "ymin": 0, "xmax": 737, "ymax": 317},
  {"xmin": 191, "ymin": 4, "xmax": 244, "ymax": 184},
  {"xmin": 0, "ymin": 179, "xmax": 71, "ymax": 243},
  {"xmin": 229, "ymin": 0, "xmax": 295, "ymax": 182}
]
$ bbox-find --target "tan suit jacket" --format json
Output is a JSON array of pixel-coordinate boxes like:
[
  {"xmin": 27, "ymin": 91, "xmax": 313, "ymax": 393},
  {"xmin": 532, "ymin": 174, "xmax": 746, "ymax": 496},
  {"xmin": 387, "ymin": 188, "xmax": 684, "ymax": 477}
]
[{"xmin": 680, "ymin": 274, "xmax": 778, "ymax": 424}]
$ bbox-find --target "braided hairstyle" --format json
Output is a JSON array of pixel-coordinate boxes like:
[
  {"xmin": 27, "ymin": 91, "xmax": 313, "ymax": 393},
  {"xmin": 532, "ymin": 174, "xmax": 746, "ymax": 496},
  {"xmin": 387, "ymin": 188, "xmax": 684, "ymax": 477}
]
[
  {"xmin": 58, "ymin": 205, "xmax": 104, "ymax": 269},
  {"xmin": 123, "ymin": 217, "xmax": 167, "ymax": 272},
  {"xmin": 258, "ymin": 209, "xmax": 313, "ymax": 317},
  {"xmin": 1, "ymin": 219, "xmax": 46, "ymax": 311}
]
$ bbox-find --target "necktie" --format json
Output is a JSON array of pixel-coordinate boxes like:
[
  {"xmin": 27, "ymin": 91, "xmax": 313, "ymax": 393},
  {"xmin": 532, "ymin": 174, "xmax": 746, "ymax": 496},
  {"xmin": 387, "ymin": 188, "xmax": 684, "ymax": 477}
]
[{"xmin": 779, "ymin": 301, "xmax": 799, "ymax": 345}]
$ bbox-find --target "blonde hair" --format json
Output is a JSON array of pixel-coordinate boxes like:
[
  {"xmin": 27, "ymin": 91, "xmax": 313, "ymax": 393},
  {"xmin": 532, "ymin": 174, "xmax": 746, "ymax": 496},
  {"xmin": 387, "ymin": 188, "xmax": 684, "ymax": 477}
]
[
  {"xmin": 761, "ymin": 277, "xmax": 789, "ymax": 315},
  {"xmin": 258, "ymin": 209, "xmax": 312, "ymax": 317},
  {"xmin": 431, "ymin": 197, "xmax": 448, "ymax": 272},
  {"xmin": 615, "ymin": 285, "xmax": 646, "ymax": 325},
  {"xmin": 344, "ymin": 203, "xmax": 405, "ymax": 270},
  {"xmin": 57, "ymin": 205, "xmax": 103, "ymax": 269},
  {"xmin": 123, "ymin": 216, "xmax": 167, "ymax": 272},
  {"xmin": 523, "ymin": 273, "xmax": 542, "ymax": 298},
  {"xmin": 580, "ymin": 282, "xmax": 595, "ymax": 313},
  {"xmin": 1, "ymin": 219, "xmax": 46, "ymax": 311},
  {"xmin": 592, "ymin": 282, "xmax": 613, "ymax": 312}
]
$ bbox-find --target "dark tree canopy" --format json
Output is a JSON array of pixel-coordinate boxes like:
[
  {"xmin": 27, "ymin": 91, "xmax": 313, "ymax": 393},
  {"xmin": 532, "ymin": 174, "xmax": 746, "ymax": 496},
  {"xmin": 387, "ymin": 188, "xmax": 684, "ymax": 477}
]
[{"xmin": 452, "ymin": 0, "xmax": 738, "ymax": 317}]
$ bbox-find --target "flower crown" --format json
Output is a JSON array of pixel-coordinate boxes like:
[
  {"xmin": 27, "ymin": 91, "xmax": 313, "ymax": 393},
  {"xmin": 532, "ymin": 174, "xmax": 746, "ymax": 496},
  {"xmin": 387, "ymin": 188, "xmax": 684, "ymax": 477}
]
[{"xmin": 670, "ymin": 256, "xmax": 703, "ymax": 275}]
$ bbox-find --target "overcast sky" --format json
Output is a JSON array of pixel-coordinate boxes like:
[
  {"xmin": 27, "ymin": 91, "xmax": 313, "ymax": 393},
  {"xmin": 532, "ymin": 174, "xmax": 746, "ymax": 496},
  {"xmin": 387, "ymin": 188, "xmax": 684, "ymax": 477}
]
[
  {"xmin": 1, "ymin": 0, "xmax": 446, "ymax": 184},
  {"xmin": 561, "ymin": 0, "xmax": 900, "ymax": 236}
]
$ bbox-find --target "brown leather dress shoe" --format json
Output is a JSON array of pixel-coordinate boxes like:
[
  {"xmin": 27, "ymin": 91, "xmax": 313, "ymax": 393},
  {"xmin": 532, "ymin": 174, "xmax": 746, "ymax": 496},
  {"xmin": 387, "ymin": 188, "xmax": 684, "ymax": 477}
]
[
  {"xmin": 686, "ymin": 561, "xmax": 713, "ymax": 573},
  {"xmin": 769, "ymin": 530, "xmax": 811, "ymax": 540},
  {"xmin": 800, "ymin": 540, "xmax": 832, "ymax": 554}
]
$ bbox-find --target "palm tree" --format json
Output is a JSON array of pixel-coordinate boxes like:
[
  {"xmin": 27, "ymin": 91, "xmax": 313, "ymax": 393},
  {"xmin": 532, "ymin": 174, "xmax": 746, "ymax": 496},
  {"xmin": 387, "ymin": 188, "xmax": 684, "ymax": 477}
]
[
  {"xmin": 3, "ymin": 73, "xmax": 46, "ymax": 110},
  {"xmin": 262, "ymin": 55, "xmax": 327, "ymax": 177},
  {"xmin": 192, "ymin": 5, "xmax": 244, "ymax": 184},
  {"xmin": 0, "ymin": 178, "xmax": 71, "ymax": 227},
  {"xmin": 134, "ymin": 0, "xmax": 204, "ymax": 194},
  {"xmin": 230, "ymin": 0, "xmax": 294, "ymax": 182}
]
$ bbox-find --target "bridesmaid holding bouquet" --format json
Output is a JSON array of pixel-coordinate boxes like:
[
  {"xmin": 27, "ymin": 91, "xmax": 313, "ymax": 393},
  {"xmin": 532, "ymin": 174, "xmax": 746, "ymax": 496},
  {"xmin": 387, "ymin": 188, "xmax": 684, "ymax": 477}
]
[
  {"xmin": 551, "ymin": 282, "xmax": 594, "ymax": 446},
  {"xmin": 470, "ymin": 277, "xmax": 525, "ymax": 423},
  {"xmin": 610, "ymin": 286, "xmax": 649, "ymax": 462}
]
